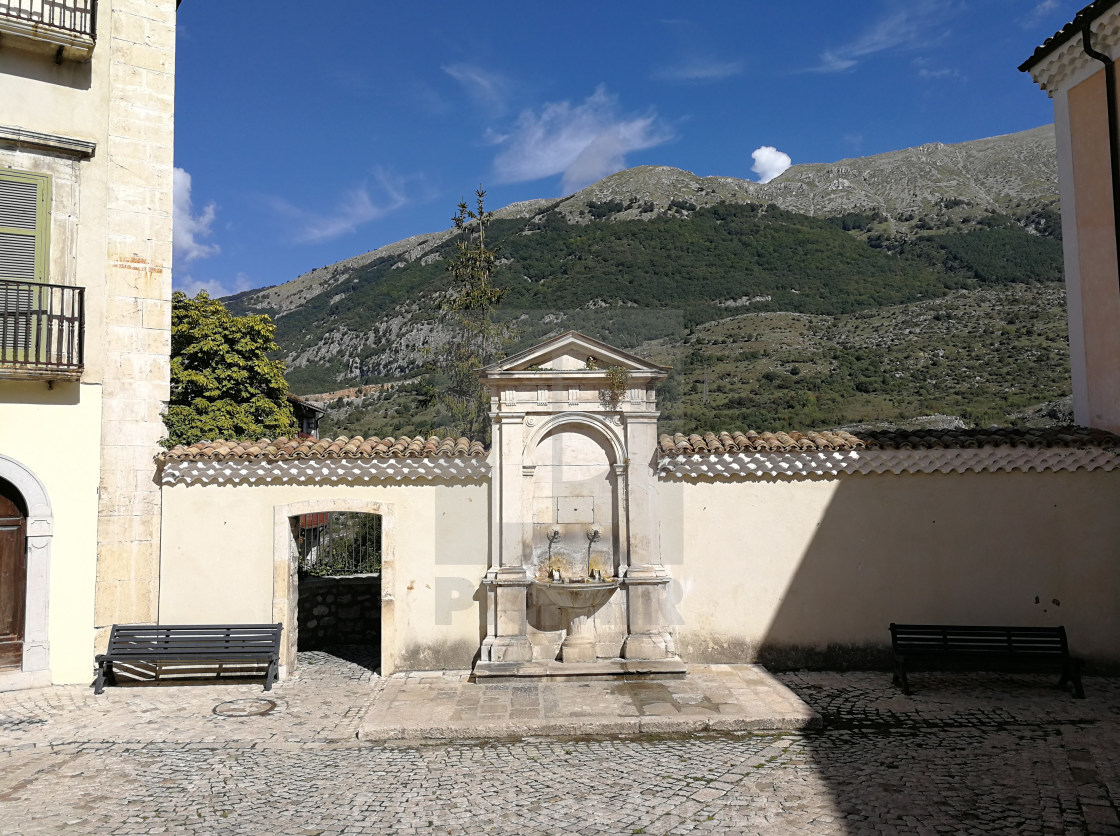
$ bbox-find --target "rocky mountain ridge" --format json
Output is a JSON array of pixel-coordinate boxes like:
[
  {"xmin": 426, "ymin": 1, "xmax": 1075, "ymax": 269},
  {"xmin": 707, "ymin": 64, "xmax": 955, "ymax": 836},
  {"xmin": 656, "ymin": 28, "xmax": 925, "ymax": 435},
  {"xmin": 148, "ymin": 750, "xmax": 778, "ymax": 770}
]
[
  {"xmin": 223, "ymin": 124, "xmax": 1069, "ymax": 435},
  {"xmin": 233, "ymin": 125, "xmax": 1056, "ymax": 319}
]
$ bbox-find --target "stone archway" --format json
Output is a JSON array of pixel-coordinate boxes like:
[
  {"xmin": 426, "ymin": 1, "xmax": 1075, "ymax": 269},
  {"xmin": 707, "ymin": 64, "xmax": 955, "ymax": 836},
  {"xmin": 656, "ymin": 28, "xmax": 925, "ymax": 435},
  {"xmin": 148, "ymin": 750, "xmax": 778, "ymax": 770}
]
[
  {"xmin": 0, "ymin": 455, "xmax": 52, "ymax": 691},
  {"xmin": 272, "ymin": 497, "xmax": 396, "ymax": 678}
]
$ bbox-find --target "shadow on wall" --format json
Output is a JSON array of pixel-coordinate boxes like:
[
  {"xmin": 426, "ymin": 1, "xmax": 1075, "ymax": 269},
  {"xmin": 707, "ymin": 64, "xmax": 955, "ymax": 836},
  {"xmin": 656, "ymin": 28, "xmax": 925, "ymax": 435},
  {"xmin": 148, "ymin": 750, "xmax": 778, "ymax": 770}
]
[
  {"xmin": 0, "ymin": 48, "xmax": 92, "ymax": 91},
  {"xmin": 753, "ymin": 471, "xmax": 1119, "ymax": 671},
  {"xmin": 748, "ymin": 470, "xmax": 1118, "ymax": 832}
]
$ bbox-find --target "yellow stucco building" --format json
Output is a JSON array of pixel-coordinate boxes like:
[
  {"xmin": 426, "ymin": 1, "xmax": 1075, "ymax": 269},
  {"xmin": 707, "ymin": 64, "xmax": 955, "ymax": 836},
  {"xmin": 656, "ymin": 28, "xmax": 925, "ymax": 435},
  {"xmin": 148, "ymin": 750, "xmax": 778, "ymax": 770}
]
[
  {"xmin": 0, "ymin": 0, "xmax": 176, "ymax": 689},
  {"xmin": 1022, "ymin": 0, "xmax": 1120, "ymax": 433}
]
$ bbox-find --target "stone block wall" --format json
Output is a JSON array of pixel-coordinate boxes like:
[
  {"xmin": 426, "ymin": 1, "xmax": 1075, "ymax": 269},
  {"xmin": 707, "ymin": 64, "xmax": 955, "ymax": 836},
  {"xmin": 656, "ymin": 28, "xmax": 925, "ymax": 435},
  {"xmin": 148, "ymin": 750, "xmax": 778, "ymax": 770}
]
[
  {"xmin": 93, "ymin": 0, "xmax": 176, "ymax": 650},
  {"xmin": 297, "ymin": 575, "xmax": 381, "ymax": 650}
]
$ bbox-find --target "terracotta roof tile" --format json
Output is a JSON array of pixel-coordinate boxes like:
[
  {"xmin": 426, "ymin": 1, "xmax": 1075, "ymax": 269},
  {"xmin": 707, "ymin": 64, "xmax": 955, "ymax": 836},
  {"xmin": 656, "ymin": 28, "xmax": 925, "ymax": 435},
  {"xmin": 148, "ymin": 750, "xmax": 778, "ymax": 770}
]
[
  {"xmin": 657, "ymin": 426, "xmax": 1120, "ymax": 457},
  {"xmin": 1019, "ymin": 0, "xmax": 1116, "ymax": 73},
  {"xmin": 160, "ymin": 435, "xmax": 488, "ymax": 462}
]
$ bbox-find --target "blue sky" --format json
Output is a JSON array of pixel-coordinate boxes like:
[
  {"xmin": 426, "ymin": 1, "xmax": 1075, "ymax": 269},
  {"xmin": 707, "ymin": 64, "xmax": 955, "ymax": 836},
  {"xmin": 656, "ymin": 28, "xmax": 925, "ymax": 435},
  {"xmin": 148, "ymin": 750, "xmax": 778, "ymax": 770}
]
[{"xmin": 172, "ymin": 0, "xmax": 1076, "ymax": 298}]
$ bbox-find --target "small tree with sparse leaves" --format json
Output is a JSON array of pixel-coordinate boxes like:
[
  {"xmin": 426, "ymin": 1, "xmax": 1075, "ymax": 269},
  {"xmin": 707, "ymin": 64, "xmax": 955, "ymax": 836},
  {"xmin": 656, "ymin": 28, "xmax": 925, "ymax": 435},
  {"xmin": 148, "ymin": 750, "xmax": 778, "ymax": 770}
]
[{"xmin": 433, "ymin": 188, "xmax": 512, "ymax": 442}]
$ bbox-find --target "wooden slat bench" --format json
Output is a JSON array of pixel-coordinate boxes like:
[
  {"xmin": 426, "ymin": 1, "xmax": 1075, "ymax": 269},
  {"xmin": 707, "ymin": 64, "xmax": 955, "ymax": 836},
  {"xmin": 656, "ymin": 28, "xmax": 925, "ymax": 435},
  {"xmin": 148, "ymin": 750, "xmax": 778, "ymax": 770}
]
[
  {"xmin": 94, "ymin": 623, "xmax": 283, "ymax": 694},
  {"xmin": 890, "ymin": 623, "xmax": 1084, "ymax": 699}
]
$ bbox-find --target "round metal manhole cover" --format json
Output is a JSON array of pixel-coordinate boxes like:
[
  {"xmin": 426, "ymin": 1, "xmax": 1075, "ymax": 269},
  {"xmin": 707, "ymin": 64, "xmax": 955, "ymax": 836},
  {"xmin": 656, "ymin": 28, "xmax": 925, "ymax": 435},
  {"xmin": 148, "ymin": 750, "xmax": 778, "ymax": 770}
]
[{"xmin": 212, "ymin": 698, "xmax": 277, "ymax": 717}]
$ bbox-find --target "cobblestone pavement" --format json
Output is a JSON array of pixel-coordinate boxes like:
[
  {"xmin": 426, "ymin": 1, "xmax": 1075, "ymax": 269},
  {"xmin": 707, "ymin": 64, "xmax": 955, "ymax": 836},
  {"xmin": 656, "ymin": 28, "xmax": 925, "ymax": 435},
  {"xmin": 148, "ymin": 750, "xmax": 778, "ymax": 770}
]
[{"xmin": 0, "ymin": 653, "xmax": 1118, "ymax": 835}]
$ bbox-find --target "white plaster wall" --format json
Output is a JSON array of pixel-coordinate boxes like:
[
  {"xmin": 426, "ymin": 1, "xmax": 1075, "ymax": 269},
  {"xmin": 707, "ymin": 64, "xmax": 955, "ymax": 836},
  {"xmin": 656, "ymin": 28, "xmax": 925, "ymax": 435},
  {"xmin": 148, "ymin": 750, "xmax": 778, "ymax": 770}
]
[
  {"xmin": 0, "ymin": 383, "xmax": 102, "ymax": 684},
  {"xmin": 160, "ymin": 466, "xmax": 1120, "ymax": 674},
  {"xmin": 660, "ymin": 470, "xmax": 1120, "ymax": 666},
  {"xmin": 159, "ymin": 481, "xmax": 489, "ymax": 674}
]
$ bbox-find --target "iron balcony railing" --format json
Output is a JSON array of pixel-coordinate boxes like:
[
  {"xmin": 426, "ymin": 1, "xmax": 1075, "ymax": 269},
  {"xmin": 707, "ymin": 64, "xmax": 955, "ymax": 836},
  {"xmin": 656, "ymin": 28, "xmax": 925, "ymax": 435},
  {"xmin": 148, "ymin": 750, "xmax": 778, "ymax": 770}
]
[
  {"xmin": 0, "ymin": 0, "xmax": 95, "ymax": 39},
  {"xmin": 0, "ymin": 279, "xmax": 85, "ymax": 379}
]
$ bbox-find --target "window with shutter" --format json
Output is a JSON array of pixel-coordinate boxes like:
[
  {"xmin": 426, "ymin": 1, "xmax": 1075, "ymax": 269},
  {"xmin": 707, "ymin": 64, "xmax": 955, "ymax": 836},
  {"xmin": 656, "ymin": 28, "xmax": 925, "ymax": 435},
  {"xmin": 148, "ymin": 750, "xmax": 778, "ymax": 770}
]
[
  {"xmin": 0, "ymin": 169, "xmax": 51, "ymax": 359},
  {"xmin": 0, "ymin": 169, "xmax": 50, "ymax": 283}
]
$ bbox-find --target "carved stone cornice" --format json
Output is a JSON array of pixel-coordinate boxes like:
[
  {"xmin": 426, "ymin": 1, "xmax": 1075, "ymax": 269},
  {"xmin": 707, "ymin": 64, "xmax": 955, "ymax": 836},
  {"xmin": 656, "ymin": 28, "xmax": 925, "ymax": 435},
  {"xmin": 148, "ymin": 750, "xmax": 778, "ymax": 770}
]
[{"xmin": 0, "ymin": 125, "xmax": 96, "ymax": 159}]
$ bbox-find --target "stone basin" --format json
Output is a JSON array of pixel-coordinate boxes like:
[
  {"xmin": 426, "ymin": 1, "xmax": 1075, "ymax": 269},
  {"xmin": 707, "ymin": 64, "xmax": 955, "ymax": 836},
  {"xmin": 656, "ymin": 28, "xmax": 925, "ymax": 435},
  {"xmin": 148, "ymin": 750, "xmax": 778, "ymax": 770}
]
[{"xmin": 534, "ymin": 579, "xmax": 619, "ymax": 610}]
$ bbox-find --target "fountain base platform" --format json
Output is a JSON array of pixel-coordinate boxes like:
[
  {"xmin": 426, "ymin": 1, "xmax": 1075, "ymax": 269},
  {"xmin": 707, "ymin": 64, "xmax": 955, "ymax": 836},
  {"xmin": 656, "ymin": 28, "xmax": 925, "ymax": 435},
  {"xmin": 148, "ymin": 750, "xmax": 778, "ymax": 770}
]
[{"xmin": 472, "ymin": 657, "xmax": 687, "ymax": 681}]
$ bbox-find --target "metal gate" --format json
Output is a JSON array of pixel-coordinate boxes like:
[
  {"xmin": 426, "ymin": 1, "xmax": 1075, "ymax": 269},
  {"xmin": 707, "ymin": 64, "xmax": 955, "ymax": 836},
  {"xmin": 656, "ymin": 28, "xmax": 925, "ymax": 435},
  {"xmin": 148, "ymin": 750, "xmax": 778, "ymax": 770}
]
[{"xmin": 294, "ymin": 511, "xmax": 381, "ymax": 577}]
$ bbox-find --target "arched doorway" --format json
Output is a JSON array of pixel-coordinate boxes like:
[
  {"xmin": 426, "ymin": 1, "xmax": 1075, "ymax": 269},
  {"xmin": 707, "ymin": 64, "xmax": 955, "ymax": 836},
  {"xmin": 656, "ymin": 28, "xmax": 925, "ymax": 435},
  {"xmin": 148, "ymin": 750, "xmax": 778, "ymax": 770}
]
[
  {"xmin": 272, "ymin": 498, "xmax": 396, "ymax": 677},
  {"xmin": 0, "ymin": 479, "xmax": 27, "ymax": 670},
  {"xmin": 0, "ymin": 455, "xmax": 51, "ymax": 688},
  {"xmin": 292, "ymin": 510, "xmax": 382, "ymax": 652}
]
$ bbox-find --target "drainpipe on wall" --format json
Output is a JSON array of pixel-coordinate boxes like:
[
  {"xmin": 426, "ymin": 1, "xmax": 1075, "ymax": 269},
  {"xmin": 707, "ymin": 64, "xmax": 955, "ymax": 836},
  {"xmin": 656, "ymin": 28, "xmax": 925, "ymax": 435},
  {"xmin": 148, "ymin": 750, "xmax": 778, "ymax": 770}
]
[{"xmin": 1082, "ymin": 23, "xmax": 1120, "ymax": 295}]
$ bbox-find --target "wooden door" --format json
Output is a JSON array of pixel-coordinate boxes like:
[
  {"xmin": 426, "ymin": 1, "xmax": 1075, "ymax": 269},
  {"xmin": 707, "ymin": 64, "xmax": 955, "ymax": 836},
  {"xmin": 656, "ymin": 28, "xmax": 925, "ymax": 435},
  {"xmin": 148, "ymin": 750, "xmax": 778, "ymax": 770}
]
[{"xmin": 0, "ymin": 491, "xmax": 26, "ymax": 670}]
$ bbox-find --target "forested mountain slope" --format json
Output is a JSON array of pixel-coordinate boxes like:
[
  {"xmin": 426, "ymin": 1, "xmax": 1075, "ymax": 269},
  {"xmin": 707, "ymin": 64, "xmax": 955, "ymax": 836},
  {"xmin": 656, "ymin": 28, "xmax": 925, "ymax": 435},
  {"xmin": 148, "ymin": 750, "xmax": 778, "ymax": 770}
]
[{"xmin": 225, "ymin": 125, "xmax": 1069, "ymax": 436}]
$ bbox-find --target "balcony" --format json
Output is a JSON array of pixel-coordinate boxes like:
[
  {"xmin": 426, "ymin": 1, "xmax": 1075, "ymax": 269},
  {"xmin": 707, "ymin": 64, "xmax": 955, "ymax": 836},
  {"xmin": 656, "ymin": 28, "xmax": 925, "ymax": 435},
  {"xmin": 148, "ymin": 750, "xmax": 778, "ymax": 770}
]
[
  {"xmin": 0, "ymin": 0, "xmax": 96, "ymax": 61},
  {"xmin": 0, "ymin": 279, "xmax": 84, "ymax": 382}
]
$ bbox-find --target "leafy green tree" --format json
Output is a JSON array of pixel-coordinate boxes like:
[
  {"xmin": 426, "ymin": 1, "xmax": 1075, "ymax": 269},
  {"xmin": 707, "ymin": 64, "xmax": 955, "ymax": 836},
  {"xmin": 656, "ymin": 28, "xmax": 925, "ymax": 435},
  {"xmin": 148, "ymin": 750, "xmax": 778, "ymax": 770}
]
[
  {"xmin": 434, "ymin": 188, "xmax": 511, "ymax": 441},
  {"xmin": 163, "ymin": 290, "xmax": 298, "ymax": 446}
]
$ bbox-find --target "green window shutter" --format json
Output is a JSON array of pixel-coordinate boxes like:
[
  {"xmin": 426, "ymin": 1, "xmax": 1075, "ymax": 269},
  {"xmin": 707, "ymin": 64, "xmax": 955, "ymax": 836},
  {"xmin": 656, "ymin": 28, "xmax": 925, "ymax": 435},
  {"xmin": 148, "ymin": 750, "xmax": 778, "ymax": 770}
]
[{"xmin": 0, "ymin": 169, "xmax": 51, "ymax": 283}]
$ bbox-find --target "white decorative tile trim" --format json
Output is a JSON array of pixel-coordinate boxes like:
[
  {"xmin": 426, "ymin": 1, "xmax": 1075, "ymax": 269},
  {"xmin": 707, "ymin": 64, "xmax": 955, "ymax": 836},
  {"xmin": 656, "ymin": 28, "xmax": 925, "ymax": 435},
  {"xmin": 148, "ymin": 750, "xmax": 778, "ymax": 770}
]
[
  {"xmin": 160, "ymin": 457, "xmax": 491, "ymax": 487},
  {"xmin": 1024, "ymin": 9, "xmax": 1120, "ymax": 95},
  {"xmin": 658, "ymin": 445, "xmax": 1120, "ymax": 479}
]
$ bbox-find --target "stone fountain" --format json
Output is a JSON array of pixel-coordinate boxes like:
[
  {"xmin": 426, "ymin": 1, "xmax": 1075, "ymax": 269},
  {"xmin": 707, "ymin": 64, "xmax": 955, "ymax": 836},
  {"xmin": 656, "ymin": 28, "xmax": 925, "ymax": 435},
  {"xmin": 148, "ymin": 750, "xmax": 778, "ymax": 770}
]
[{"xmin": 474, "ymin": 331, "xmax": 684, "ymax": 679}]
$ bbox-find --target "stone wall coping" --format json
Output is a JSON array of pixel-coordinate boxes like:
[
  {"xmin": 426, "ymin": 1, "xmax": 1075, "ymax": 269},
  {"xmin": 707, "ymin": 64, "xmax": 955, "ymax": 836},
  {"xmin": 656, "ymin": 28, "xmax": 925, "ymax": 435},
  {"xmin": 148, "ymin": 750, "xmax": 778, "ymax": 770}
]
[
  {"xmin": 657, "ymin": 445, "xmax": 1120, "ymax": 479},
  {"xmin": 160, "ymin": 456, "xmax": 491, "ymax": 487}
]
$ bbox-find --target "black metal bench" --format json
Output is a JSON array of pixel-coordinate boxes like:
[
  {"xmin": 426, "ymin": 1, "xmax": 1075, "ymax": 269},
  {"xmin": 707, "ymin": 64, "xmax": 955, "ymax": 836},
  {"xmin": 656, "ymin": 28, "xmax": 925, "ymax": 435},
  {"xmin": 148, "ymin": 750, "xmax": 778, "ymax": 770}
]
[
  {"xmin": 890, "ymin": 623, "xmax": 1084, "ymax": 699},
  {"xmin": 94, "ymin": 623, "xmax": 283, "ymax": 694}
]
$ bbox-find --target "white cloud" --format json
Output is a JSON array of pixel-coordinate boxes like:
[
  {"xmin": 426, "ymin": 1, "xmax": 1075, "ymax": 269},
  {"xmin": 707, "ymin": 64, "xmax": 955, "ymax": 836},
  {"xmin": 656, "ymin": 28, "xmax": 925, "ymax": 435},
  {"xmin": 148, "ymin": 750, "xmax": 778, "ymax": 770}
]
[
  {"xmin": 654, "ymin": 57, "xmax": 744, "ymax": 82},
  {"xmin": 1022, "ymin": 0, "xmax": 1060, "ymax": 29},
  {"xmin": 173, "ymin": 167, "xmax": 218, "ymax": 263},
  {"xmin": 272, "ymin": 170, "xmax": 408, "ymax": 244},
  {"xmin": 810, "ymin": 3, "xmax": 954, "ymax": 73},
  {"xmin": 174, "ymin": 271, "xmax": 255, "ymax": 300},
  {"xmin": 751, "ymin": 146, "xmax": 792, "ymax": 183},
  {"xmin": 443, "ymin": 63, "xmax": 510, "ymax": 113},
  {"xmin": 492, "ymin": 86, "xmax": 672, "ymax": 194}
]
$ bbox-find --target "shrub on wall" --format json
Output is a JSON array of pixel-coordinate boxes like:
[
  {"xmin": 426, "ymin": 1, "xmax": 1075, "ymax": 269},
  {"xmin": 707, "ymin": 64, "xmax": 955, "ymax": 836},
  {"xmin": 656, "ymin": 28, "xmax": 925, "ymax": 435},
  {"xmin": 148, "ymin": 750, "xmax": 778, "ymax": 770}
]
[{"xmin": 163, "ymin": 290, "xmax": 298, "ymax": 447}]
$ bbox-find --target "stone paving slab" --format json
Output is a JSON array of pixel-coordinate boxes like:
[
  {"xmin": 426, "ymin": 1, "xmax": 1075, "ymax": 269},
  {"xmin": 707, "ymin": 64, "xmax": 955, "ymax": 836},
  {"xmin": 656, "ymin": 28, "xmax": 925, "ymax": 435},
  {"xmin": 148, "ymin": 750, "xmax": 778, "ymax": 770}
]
[{"xmin": 358, "ymin": 664, "xmax": 822, "ymax": 741}]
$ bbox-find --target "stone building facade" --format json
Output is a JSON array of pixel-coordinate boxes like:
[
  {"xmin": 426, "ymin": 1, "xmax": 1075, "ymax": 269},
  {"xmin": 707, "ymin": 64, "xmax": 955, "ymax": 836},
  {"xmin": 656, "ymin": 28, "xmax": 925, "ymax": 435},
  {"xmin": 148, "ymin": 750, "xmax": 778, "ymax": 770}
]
[
  {"xmin": 1022, "ymin": 1, "xmax": 1120, "ymax": 433},
  {"xmin": 0, "ymin": 0, "xmax": 175, "ymax": 689}
]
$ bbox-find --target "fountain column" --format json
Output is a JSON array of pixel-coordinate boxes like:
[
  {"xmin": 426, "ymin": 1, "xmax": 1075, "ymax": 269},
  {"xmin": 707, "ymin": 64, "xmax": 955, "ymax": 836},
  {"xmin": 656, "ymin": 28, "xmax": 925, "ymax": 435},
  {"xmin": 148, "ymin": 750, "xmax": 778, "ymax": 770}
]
[
  {"xmin": 621, "ymin": 412, "xmax": 674, "ymax": 660},
  {"xmin": 479, "ymin": 411, "xmax": 533, "ymax": 664}
]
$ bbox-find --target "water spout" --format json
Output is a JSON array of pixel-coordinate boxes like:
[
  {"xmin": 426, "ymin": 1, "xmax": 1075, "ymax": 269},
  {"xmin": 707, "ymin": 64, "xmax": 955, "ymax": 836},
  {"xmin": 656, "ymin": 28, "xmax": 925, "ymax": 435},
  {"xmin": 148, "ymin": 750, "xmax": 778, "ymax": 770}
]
[
  {"xmin": 546, "ymin": 526, "xmax": 562, "ymax": 579},
  {"xmin": 585, "ymin": 525, "xmax": 601, "ymax": 579}
]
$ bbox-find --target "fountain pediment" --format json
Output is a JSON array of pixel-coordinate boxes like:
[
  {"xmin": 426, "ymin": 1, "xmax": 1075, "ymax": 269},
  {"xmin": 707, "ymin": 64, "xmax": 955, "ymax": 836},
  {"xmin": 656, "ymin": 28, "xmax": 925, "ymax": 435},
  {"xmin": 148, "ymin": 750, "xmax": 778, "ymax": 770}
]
[{"xmin": 480, "ymin": 331, "xmax": 670, "ymax": 380}]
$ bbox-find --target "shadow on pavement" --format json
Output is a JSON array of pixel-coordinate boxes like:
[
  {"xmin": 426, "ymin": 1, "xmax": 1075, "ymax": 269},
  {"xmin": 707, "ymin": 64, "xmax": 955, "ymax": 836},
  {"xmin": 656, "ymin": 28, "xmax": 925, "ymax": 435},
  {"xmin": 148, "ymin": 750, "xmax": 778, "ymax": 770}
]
[{"xmin": 779, "ymin": 670, "xmax": 1119, "ymax": 834}]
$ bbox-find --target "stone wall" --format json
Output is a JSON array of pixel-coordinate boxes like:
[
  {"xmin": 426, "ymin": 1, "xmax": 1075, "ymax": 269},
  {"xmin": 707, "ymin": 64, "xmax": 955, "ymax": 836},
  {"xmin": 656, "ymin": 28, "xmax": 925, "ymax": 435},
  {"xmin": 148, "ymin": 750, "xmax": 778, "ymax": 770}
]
[
  {"xmin": 93, "ymin": 0, "xmax": 177, "ymax": 651},
  {"xmin": 297, "ymin": 574, "xmax": 381, "ymax": 650}
]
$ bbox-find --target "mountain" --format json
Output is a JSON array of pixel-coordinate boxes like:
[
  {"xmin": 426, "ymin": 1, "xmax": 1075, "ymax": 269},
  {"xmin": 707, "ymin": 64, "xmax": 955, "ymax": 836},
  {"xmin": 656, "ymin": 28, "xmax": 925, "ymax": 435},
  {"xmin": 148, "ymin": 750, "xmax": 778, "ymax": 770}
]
[{"xmin": 224, "ymin": 125, "xmax": 1068, "ymax": 435}]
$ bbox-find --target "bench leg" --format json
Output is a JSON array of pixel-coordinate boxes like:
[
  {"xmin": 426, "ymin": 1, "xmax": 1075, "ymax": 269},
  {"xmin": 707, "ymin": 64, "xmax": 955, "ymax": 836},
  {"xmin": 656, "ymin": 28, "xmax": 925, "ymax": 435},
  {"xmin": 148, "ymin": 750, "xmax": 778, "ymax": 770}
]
[
  {"xmin": 892, "ymin": 659, "xmax": 911, "ymax": 696},
  {"xmin": 264, "ymin": 658, "xmax": 277, "ymax": 692},
  {"xmin": 94, "ymin": 661, "xmax": 106, "ymax": 695},
  {"xmin": 1060, "ymin": 661, "xmax": 1086, "ymax": 699}
]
